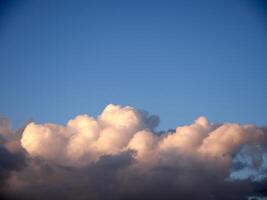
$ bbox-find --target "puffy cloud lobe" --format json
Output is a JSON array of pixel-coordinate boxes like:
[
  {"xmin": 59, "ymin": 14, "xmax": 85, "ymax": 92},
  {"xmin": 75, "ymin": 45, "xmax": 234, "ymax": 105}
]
[
  {"xmin": 1, "ymin": 104, "xmax": 267, "ymax": 199},
  {"xmin": 20, "ymin": 104, "xmax": 267, "ymax": 171},
  {"xmin": 198, "ymin": 124, "xmax": 264, "ymax": 159},
  {"xmin": 21, "ymin": 104, "xmax": 160, "ymax": 166}
]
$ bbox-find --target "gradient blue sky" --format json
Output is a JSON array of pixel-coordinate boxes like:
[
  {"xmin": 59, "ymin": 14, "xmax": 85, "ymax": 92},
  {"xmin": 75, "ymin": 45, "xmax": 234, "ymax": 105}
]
[{"xmin": 0, "ymin": 0, "xmax": 267, "ymax": 130}]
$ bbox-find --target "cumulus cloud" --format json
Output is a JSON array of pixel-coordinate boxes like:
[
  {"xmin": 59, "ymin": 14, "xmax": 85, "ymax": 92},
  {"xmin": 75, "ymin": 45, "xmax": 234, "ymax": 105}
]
[
  {"xmin": 1, "ymin": 104, "xmax": 267, "ymax": 199},
  {"xmin": 21, "ymin": 104, "xmax": 159, "ymax": 166}
]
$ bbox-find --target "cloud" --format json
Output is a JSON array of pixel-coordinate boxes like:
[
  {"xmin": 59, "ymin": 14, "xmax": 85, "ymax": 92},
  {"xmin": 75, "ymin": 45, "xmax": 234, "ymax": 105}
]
[
  {"xmin": 20, "ymin": 104, "xmax": 159, "ymax": 166},
  {"xmin": 0, "ymin": 104, "xmax": 267, "ymax": 199},
  {"xmin": 0, "ymin": 117, "xmax": 26, "ymax": 200}
]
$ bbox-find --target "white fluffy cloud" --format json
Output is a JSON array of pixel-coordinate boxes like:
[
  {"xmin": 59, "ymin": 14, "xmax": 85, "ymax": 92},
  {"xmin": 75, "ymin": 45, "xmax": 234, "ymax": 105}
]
[
  {"xmin": 21, "ymin": 104, "xmax": 160, "ymax": 166},
  {"xmin": 1, "ymin": 105, "xmax": 267, "ymax": 199},
  {"xmin": 21, "ymin": 104, "xmax": 267, "ymax": 174}
]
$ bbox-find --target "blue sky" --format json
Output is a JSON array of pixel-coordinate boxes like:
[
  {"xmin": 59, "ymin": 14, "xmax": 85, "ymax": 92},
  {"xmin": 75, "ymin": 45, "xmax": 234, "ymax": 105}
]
[{"xmin": 0, "ymin": 0, "xmax": 267, "ymax": 130}]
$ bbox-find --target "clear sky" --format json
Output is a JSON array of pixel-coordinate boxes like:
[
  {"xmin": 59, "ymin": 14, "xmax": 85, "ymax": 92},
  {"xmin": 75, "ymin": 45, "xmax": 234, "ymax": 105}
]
[{"xmin": 0, "ymin": 0, "xmax": 267, "ymax": 130}]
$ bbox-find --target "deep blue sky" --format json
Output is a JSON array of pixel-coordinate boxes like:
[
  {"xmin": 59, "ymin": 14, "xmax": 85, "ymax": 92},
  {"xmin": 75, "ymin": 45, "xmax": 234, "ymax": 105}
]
[{"xmin": 0, "ymin": 0, "xmax": 267, "ymax": 130}]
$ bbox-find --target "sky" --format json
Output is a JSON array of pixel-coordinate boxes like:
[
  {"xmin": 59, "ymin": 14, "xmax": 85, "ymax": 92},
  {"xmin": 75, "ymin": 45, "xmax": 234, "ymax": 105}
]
[
  {"xmin": 1, "ymin": 1, "xmax": 267, "ymax": 199},
  {"xmin": 1, "ymin": 0, "xmax": 267, "ymax": 130}
]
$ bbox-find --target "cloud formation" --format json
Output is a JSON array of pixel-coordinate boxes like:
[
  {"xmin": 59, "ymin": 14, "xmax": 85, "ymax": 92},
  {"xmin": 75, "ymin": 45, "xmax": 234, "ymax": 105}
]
[{"xmin": 1, "ymin": 104, "xmax": 267, "ymax": 200}]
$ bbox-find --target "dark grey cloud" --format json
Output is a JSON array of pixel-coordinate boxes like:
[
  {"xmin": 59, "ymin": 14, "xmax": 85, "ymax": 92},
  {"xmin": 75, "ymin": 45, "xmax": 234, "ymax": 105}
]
[{"xmin": 0, "ymin": 149, "xmax": 266, "ymax": 200}]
